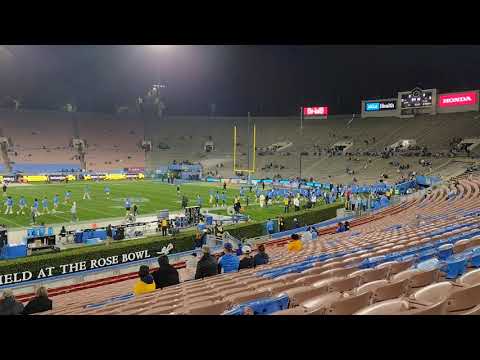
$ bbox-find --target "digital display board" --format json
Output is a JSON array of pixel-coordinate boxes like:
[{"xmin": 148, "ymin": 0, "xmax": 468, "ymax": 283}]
[
  {"xmin": 303, "ymin": 106, "xmax": 328, "ymax": 117},
  {"xmin": 438, "ymin": 91, "xmax": 478, "ymax": 107},
  {"xmin": 365, "ymin": 100, "xmax": 397, "ymax": 112},
  {"xmin": 400, "ymin": 88, "xmax": 433, "ymax": 109}
]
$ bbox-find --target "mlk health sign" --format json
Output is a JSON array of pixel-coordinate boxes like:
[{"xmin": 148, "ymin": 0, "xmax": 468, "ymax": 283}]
[{"xmin": 438, "ymin": 91, "xmax": 478, "ymax": 107}]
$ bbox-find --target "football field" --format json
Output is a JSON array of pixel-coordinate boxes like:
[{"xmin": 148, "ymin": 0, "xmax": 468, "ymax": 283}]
[{"xmin": 0, "ymin": 180, "xmax": 242, "ymax": 229}]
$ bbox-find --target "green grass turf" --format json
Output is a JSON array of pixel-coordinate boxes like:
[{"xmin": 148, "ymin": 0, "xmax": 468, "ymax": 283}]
[
  {"xmin": 0, "ymin": 180, "xmax": 242, "ymax": 228},
  {"xmin": 208, "ymin": 201, "xmax": 340, "ymax": 222}
]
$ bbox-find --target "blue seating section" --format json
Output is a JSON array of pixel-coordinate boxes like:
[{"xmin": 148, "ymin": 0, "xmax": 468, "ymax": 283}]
[
  {"xmin": 84, "ymin": 293, "xmax": 135, "ymax": 309},
  {"xmin": 256, "ymin": 217, "xmax": 480, "ymax": 280},
  {"xmin": 223, "ymin": 294, "xmax": 290, "ymax": 315}
]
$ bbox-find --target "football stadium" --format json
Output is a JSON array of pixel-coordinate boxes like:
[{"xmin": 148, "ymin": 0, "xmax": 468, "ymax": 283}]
[{"xmin": 1, "ymin": 45, "xmax": 480, "ymax": 315}]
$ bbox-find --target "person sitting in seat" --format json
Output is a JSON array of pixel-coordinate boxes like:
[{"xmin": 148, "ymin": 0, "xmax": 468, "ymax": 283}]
[
  {"xmin": 218, "ymin": 242, "xmax": 240, "ymax": 273},
  {"xmin": 133, "ymin": 265, "xmax": 156, "ymax": 296},
  {"xmin": 253, "ymin": 244, "xmax": 269, "ymax": 267},
  {"xmin": 0, "ymin": 289, "xmax": 24, "ymax": 315},
  {"xmin": 151, "ymin": 255, "xmax": 180, "ymax": 290},
  {"xmin": 344, "ymin": 221, "xmax": 350, "ymax": 231},
  {"xmin": 23, "ymin": 286, "xmax": 52, "ymax": 315},
  {"xmin": 238, "ymin": 246, "xmax": 255, "ymax": 270},
  {"xmin": 287, "ymin": 233, "xmax": 303, "ymax": 252},
  {"xmin": 335, "ymin": 222, "xmax": 346, "ymax": 233},
  {"xmin": 195, "ymin": 245, "xmax": 218, "ymax": 279}
]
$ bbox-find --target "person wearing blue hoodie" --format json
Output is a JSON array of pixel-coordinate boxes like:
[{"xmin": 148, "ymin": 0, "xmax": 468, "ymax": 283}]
[{"xmin": 218, "ymin": 242, "xmax": 240, "ymax": 273}]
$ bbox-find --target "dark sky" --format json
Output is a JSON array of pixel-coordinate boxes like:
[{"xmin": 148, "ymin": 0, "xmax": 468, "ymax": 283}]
[{"xmin": 0, "ymin": 45, "xmax": 479, "ymax": 116}]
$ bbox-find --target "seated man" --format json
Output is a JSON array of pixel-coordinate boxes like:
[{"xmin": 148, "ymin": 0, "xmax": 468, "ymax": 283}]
[
  {"xmin": 238, "ymin": 246, "xmax": 255, "ymax": 270},
  {"xmin": 195, "ymin": 245, "xmax": 218, "ymax": 279},
  {"xmin": 218, "ymin": 242, "xmax": 240, "ymax": 273},
  {"xmin": 253, "ymin": 244, "xmax": 269, "ymax": 267},
  {"xmin": 151, "ymin": 255, "xmax": 180, "ymax": 290}
]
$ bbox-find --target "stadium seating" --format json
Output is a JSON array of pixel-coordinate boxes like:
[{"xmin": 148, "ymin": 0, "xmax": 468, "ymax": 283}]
[
  {"xmin": 23, "ymin": 177, "xmax": 480, "ymax": 315},
  {"xmin": 1, "ymin": 108, "xmax": 478, "ymax": 181},
  {"xmin": 0, "ymin": 109, "xmax": 144, "ymax": 171}
]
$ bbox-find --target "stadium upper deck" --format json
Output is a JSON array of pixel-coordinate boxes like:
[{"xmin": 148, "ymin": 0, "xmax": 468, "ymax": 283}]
[{"xmin": 0, "ymin": 109, "xmax": 478, "ymax": 181}]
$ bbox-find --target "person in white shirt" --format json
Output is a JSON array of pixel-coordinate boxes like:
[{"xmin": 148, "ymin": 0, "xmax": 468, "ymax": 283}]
[
  {"xmin": 259, "ymin": 194, "xmax": 266, "ymax": 208},
  {"xmin": 311, "ymin": 194, "xmax": 317, "ymax": 207},
  {"xmin": 71, "ymin": 201, "xmax": 78, "ymax": 223},
  {"xmin": 293, "ymin": 197, "xmax": 300, "ymax": 211}
]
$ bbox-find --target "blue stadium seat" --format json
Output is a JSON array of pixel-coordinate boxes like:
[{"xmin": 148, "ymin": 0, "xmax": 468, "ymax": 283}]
[
  {"xmin": 437, "ymin": 244, "xmax": 454, "ymax": 260},
  {"xmin": 223, "ymin": 294, "xmax": 290, "ymax": 315},
  {"xmin": 470, "ymin": 248, "xmax": 480, "ymax": 268},
  {"xmin": 443, "ymin": 256, "xmax": 468, "ymax": 279},
  {"xmin": 417, "ymin": 249, "xmax": 438, "ymax": 262}
]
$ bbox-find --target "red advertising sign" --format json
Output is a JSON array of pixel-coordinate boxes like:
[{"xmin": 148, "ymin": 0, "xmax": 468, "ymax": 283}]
[
  {"xmin": 303, "ymin": 106, "xmax": 328, "ymax": 116},
  {"xmin": 439, "ymin": 91, "xmax": 478, "ymax": 107}
]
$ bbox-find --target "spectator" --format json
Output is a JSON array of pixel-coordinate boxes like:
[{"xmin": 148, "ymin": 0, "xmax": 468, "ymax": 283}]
[
  {"xmin": 218, "ymin": 242, "xmax": 240, "ymax": 273},
  {"xmin": 23, "ymin": 286, "xmax": 52, "ymax": 315},
  {"xmin": 238, "ymin": 246, "xmax": 255, "ymax": 270},
  {"xmin": 200, "ymin": 229, "xmax": 209, "ymax": 246},
  {"xmin": 336, "ymin": 222, "xmax": 345, "ymax": 233},
  {"xmin": 293, "ymin": 218, "xmax": 300, "ymax": 229},
  {"xmin": 0, "ymin": 289, "xmax": 24, "ymax": 315},
  {"xmin": 293, "ymin": 196, "xmax": 300, "ymax": 211},
  {"xmin": 302, "ymin": 227, "xmax": 313, "ymax": 241},
  {"xmin": 266, "ymin": 219, "xmax": 275, "ymax": 234},
  {"xmin": 344, "ymin": 221, "xmax": 350, "ymax": 231},
  {"xmin": 195, "ymin": 245, "xmax": 218, "ymax": 279},
  {"xmin": 287, "ymin": 233, "xmax": 303, "ymax": 252},
  {"xmin": 151, "ymin": 255, "xmax": 180, "ymax": 289},
  {"xmin": 59, "ymin": 225, "xmax": 67, "ymax": 244},
  {"xmin": 253, "ymin": 244, "xmax": 270, "ymax": 267},
  {"xmin": 278, "ymin": 216, "xmax": 285, "ymax": 232},
  {"xmin": 133, "ymin": 265, "xmax": 156, "ymax": 296}
]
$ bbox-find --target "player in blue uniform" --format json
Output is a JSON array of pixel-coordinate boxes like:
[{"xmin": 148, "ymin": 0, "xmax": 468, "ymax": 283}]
[
  {"xmin": 196, "ymin": 194, "xmax": 203, "ymax": 207},
  {"xmin": 31, "ymin": 198, "xmax": 40, "ymax": 224},
  {"xmin": 125, "ymin": 198, "xmax": 132, "ymax": 216},
  {"xmin": 221, "ymin": 191, "xmax": 227, "ymax": 207},
  {"xmin": 64, "ymin": 190, "xmax": 72, "ymax": 204},
  {"xmin": 17, "ymin": 196, "xmax": 27, "ymax": 215},
  {"xmin": 41, "ymin": 197, "xmax": 49, "ymax": 215},
  {"xmin": 4, "ymin": 196, "xmax": 13, "ymax": 215},
  {"xmin": 104, "ymin": 186, "xmax": 110, "ymax": 200},
  {"xmin": 53, "ymin": 194, "xmax": 59, "ymax": 213}
]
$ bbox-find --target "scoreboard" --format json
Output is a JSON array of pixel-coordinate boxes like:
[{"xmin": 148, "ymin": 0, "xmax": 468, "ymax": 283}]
[{"xmin": 400, "ymin": 88, "xmax": 433, "ymax": 109}]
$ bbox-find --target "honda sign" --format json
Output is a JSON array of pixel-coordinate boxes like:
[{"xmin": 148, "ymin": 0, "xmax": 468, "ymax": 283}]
[{"xmin": 438, "ymin": 91, "xmax": 478, "ymax": 107}]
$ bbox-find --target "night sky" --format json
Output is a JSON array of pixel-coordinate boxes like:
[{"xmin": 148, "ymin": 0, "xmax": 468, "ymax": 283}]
[{"xmin": 0, "ymin": 45, "xmax": 479, "ymax": 116}]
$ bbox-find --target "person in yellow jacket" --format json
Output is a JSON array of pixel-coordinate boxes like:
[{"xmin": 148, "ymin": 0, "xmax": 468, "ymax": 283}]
[
  {"xmin": 287, "ymin": 233, "xmax": 303, "ymax": 252},
  {"xmin": 133, "ymin": 265, "xmax": 156, "ymax": 296}
]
